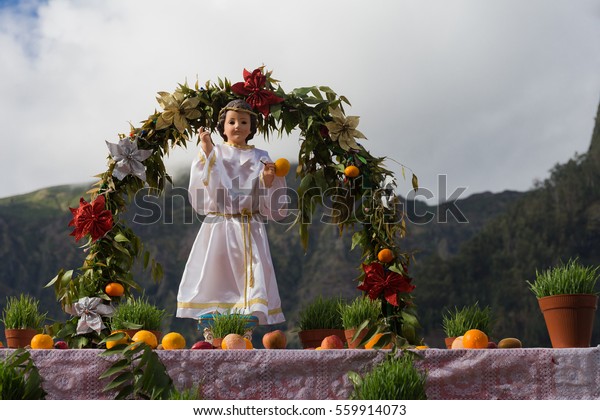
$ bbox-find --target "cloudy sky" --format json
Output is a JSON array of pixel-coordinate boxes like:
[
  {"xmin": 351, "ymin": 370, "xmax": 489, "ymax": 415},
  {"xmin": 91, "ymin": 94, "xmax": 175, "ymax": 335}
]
[{"xmin": 1, "ymin": 0, "xmax": 599, "ymax": 203}]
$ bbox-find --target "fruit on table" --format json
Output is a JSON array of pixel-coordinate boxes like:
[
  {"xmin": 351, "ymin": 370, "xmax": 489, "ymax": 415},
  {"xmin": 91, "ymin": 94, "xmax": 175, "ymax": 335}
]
[
  {"xmin": 54, "ymin": 341, "xmax": 69, "ymax": 349},
  {"xmin": 30, "ymin": 334, "xmax": 54, "ymax": 349},
  {"xmin": 365, "ymin": 333, "xmax": 393, "ymax": 350},
  {"xmin": 244, "ymin": 338, "xmax": 253, "ymax": 349},
  {"xmin": 451, "ymin": 336, "xmax": 465, "ymax": 349},
  {"xmin": 104, "ymin": 282, "xmax": 125, "ymax": 297},
  {"xmin": 106, "ymin": 331, "xmax": 130, "ymax": 349},
  {"xmin": 222, "ymin": 333, "xmax": 247, "ymax": 350},
  {"xmin": 487, "ymin": 341, "xmax": 498, "ymax": 349},
  {"xmin": 274, "ymin": 158, "xmax": 291, "ymax": 177},
  {"xmin": 162, "ymin": 332, "xmax": 186, "ymax": 350},
  {"xmin": 131, "ymin": 330, "xmax": 158, "ymax": 349},
  {"xmin": 262, "ymin": 330, "xmax": 287, "ymax": 349},
  {"xmin": 462, "ymin": 329, "xmax": 489, "ymax": 349},
  {"xmin": 191, "ymin": 341, "xmax": 214, "ymax": 350},
  {"xmin": 321, "ymin": 335, "xmax": 345, "ymax": 349},
  {"xmin": 498, "ymin": 338, "xmax": 522, "ymax": 348}
]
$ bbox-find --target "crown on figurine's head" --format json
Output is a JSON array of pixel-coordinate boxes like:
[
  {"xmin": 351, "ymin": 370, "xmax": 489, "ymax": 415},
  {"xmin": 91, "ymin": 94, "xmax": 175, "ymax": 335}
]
[{"xmin": 218, "ymin": 99, "xmax": 257, "ymax": 118}]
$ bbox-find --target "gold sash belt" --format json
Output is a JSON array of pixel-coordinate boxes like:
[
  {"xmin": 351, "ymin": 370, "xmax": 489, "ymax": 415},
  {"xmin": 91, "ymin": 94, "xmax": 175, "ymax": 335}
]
[{"xmin": 209, "ymin": 209, "xmax": 255, "ymax": 308}]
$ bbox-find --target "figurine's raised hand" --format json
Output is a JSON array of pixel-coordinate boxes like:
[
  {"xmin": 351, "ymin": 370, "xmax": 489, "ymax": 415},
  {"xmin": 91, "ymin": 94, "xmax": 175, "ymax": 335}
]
[
  {"xmin": 262, "ymin": 161, "xmax": 276, "ymax": 188},
  {"xmin": 198, "ymin": 126, "xmax": 214, "ymax": 156}
]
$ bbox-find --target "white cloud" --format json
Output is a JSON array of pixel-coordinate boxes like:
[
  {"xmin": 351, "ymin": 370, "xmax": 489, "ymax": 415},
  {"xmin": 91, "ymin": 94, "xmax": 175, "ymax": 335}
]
[{"xmin": 0, "ymin": 0, "xmax": 599, "ymax": 202}]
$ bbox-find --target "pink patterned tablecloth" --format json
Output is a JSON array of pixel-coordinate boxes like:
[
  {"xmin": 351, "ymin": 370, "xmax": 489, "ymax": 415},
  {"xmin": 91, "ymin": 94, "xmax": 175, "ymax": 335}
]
[{"xmin": 1, "ymin": 347, "xmax": 599, "ymax": 399}]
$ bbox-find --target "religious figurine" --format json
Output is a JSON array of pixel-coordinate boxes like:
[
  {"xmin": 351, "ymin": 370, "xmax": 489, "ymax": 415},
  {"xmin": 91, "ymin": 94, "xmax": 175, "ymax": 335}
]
[{"xmin": 176, "ymin": 99, "xmax": 288, "ymax": 325}]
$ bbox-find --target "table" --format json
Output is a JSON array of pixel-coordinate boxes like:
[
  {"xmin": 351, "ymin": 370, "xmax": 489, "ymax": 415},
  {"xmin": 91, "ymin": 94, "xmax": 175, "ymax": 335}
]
[{"xmin": 1, "ymin": 347, "xmax": 599, "ymax": 399}]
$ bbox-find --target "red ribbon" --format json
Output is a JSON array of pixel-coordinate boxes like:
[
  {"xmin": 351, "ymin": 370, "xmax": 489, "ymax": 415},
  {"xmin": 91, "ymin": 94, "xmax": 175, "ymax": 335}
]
[
  {"xmin": 231, "ymin": 68, "xmax": 284, "ymax": 117},
  {"xmin": 358, "ymin": 262, "xmax": 415, "ymax": 306}
]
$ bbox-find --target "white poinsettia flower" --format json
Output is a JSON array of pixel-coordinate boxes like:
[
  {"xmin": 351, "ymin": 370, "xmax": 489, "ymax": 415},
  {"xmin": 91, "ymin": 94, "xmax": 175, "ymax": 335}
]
[
  {"xmin": 380, "ymin": 176, "xmax": 397, "ymax": 209},
  {"xmin": 324, "ymin": 106, "xmax": 367, "ymax": 151},
  {"xmin": 106, "ymin": 136, "xmax": 153, "ymax": 181}
]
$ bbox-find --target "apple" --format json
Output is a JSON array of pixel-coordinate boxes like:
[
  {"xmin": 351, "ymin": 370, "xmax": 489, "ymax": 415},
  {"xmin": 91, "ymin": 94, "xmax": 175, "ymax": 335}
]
[
  {"xmin": 320, "ymin": 335, "xmax": 344, "ymax": 349},
  {"xmin": 487, "ymin": 341, "xmax": 498, "ymax": 349},
  {"xmin": 191, "ymin": 341, "xmax": 214, "ymax": 350},
  {"xmin": 54, "ymin": 341, "xmax": 69, "ymax": 349},
  {"xmin": 262, "ymin": 330, "xmax": 287, "ymax": 349}
]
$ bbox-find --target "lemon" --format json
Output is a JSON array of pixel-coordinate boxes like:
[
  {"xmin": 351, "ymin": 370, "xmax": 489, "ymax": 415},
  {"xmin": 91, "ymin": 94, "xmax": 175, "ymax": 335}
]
[
  {"xmin": 106, "ymin": 330, "xmax": 130, "ymax": 349},
  {"xmin": 162, "ymin": 332, "xmax": 186, "ymax": 350},
  {"xmin": 31, "ymin": 333, "xmax": 54, "ymax": 349},
  {"xmin": 131, "ymin": 330, "xmax": 158, "ymax": 349}
]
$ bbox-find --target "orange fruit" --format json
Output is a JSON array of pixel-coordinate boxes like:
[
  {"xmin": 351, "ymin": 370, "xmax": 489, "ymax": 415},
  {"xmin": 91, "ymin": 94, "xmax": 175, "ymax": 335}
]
[
  {"xmin": 105, "ymin": 282, "xmax": 125, "ymax": 297},
  {"xmin": 161, "ymin": 332, "xmax": 186, "ymax": 350},
  {"xmin": 462, "ymin": 329, "xmax": 489, "ymax": 349},
  {"xmin": 274, "ymin": 158, "xmax": 291, "ymax": 177},
  {"xmin": 377, "ymin": 248, "xmax": 394, "ymax": 263},
  {"xmin": 365, "ymin": 333, "xmax": 392, "ymax": 350},
  {"xmin": 131, "ymin": 330, "xmax": 158, "ymax": 349},
  {"xmin": 415, "ymin": 345, "xmax": 429, "ymax": 350},
  {"xmin": 221, "ymin": 333, "xmax": 247, "ymax": 350},
  {"xmin": 31, "ymin": 333, "xmax": 54, "ymax": 349},
  {"xmin": 244, "ymin": 338, "xmax": 253, "ymax": 349},
  {"xmin": 344, "ymin": 165, "xmax": 360, "ymax": 178},
  {"xmin": 106, "ymin": 330, "xmax": 130, "ymax": 349},
  {"xmin": 0, "ymin": 341, "xmax": 3, "ymax": 348}
]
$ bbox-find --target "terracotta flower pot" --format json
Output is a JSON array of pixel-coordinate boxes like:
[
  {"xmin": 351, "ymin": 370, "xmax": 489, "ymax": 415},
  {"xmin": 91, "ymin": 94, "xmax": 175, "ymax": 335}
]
[
  {"xmin": 4, "ymin": 328, "xmax": 38, "ymax": 348},
  {"xmin": 538, "ymin": 294, "xmax": 598, "ymax": 348},
  {"xmin": 298, "ymin": 329, "xmax": 346, "ymax": 349},
  {"xmin": 345, "ymin": 328, "xmax": 368, "ymax": 349}
]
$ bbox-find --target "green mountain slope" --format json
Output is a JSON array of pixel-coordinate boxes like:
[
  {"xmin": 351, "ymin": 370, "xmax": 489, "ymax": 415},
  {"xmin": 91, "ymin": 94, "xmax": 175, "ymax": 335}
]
[{"xmin": 413, "ymin": 99, "xmax": 600, "ymax": 347}]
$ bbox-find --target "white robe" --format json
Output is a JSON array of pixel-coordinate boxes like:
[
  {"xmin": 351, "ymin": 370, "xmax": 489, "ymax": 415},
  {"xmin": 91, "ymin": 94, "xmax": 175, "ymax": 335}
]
[{"xmin": 176, "ymin": 142, "xmax": 288, "ymax": 325}]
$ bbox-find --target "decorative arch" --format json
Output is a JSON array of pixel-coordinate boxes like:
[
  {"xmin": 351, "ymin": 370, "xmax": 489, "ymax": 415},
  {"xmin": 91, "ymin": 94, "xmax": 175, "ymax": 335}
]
[{"xmin": 49, "ymin": 67, "xmax": 420, "ymax": 348}]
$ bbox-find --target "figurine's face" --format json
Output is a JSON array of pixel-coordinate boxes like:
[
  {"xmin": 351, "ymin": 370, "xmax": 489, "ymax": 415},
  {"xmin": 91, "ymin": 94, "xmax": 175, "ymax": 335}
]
[{"xmin": 223, "ymin": 110, "xmax": 251, "ymax": 146}]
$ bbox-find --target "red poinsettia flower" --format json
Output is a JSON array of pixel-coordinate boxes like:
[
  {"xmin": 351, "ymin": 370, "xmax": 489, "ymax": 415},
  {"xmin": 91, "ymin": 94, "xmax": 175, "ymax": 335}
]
[
  {"xmin": 69, "ymin": 195, "xmax": 113, "ymax": 242},
  {"xmin": 231, "ymin": 68, "xmax": 284, "ymax": 117},
  {"xmin": 358, "ymin": 262, "xmax": 415, "ymax": 306}
]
